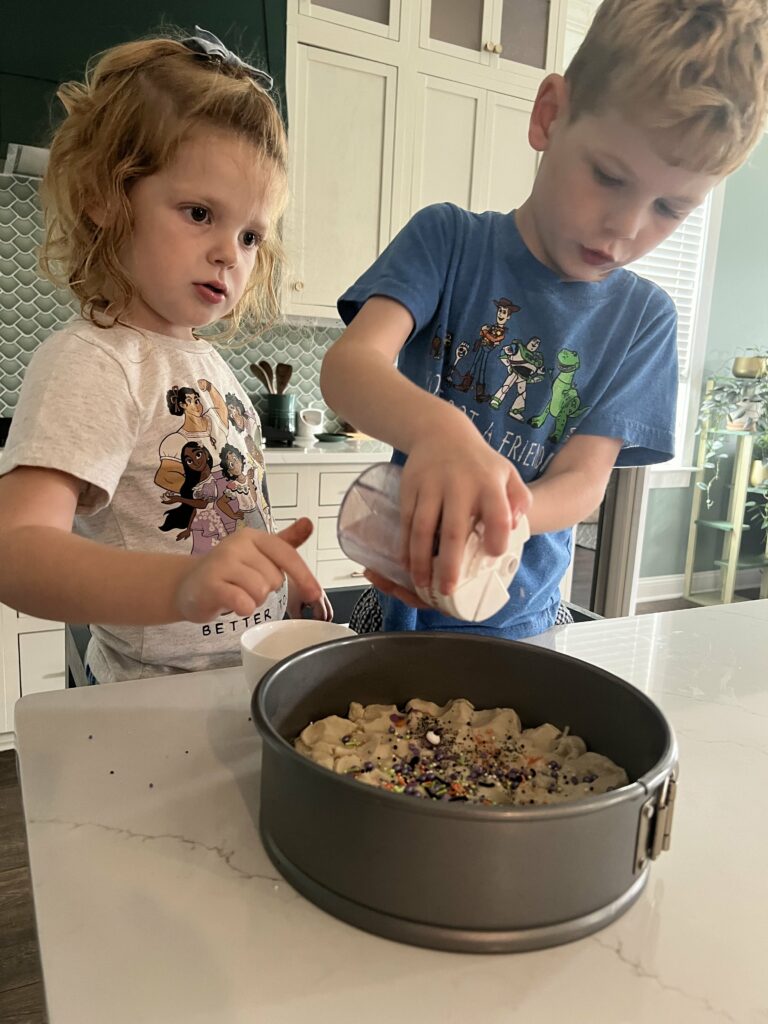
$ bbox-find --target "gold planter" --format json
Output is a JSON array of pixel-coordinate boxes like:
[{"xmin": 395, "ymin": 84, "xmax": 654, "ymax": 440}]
[
  {"xmin": 750, "ymin": 459, "xmax": 768, "ymax": 487},
  {"xmin": 732, "ymin": 356, "xmax": 768, "ymax": 379}
]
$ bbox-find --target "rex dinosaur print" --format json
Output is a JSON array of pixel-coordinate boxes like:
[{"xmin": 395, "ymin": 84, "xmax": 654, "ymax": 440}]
[{"xmin": 528, "ymin": 348, "xmax": 589, "ymax": 443}]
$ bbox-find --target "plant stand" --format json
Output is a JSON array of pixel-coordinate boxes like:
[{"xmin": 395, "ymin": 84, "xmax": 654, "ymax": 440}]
[{"xmin": 684, "ymin": 411, "xmax": 768, "ymax": 605}]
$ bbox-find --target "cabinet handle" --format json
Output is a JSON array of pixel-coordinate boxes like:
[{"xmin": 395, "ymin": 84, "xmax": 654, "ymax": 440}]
[
  {"xmin": 494, "ymin": 43, "xmax": 504, "ymax": 55},
  {"xmin": 293, "ymin": 280, "xmax": 305, "ymax": 292},
  {"xmin": 484, "ymin": 40, "xmax": 496, "ymax": 52},
  {"xmin": 350, "ymin": 570, "xmax": 367, "ymax": 578}
]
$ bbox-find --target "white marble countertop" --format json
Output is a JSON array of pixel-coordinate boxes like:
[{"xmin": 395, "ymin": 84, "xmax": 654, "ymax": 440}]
[
  {"xmin": 263, "ymin": 439, "xmax": 391, "ymax": 464},
  {"xmin": 15, "ymin": 600, "xmax": 768, "ymax": 1024}
]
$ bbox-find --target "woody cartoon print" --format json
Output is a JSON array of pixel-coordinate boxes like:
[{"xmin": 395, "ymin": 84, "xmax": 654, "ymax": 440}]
[
  {"xmin": 440, "ymin": 297, "xmax": 589, "ymax": 464},
  {"xmin": 154, "ymin": 378, "xmax": 272, "ymax": 554}
]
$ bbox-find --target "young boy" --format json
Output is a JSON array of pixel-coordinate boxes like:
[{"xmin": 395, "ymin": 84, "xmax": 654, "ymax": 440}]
[{"xmin": 321, "ymin": 0, "xmax": 768, "ymax": 639}]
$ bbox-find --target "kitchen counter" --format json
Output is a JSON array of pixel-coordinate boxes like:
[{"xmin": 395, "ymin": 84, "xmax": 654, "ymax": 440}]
[
  {"xmin": 264, "ymin": 438, "xmax": 392, "ymax": 463},
  {"xmin": 15, "ymin": 601, "xmax": 768, "ymax": 1024}
]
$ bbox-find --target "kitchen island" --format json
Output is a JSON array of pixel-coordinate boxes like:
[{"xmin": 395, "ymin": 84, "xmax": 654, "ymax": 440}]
[{"xmin": 15, "ymin": 601, "xmax": 768, "ymax": 1024}]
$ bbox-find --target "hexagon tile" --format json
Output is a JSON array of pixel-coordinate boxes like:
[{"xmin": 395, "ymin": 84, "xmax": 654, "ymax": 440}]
[{"xmin": 0, "ymin": 173, "xmax": 345, "ymax": 427}]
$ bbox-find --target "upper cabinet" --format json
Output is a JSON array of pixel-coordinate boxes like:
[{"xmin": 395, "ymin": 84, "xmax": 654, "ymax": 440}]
[
  {"xmin": 298, "ymin": 0, "xmax": 402, "ymax": 39},
  {"xmin": 421, "ymin": 0, "xmax": 552, "ymax": 72},
  {"xmin": 283, "ymin": 0, "xmax": 565, "ymax": 317},
  {"xmin": 284, "ymin": 46, "xmax": 397, "ymax": 316}
]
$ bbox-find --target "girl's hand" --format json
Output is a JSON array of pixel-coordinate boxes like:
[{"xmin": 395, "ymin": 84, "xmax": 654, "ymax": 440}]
[
  {"xmin": 287, "ymin": 583, "xmax": 334, "ymax": 622},
  {"xmin": 400, "ymin": 431, "xmax": 531, "ymax": 597},
  {"xmin": 173, "ymin": 518, "xmax": 321, "ymax": 623},
  {"xmin": 161, "ymin": 491, "xmax": 179, "ymax": 504}
]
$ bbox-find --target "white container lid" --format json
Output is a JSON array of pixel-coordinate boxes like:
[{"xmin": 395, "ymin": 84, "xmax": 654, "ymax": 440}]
[{"xmin": 415, "ymin": 515, "xmax": 530, "ymax": 622}]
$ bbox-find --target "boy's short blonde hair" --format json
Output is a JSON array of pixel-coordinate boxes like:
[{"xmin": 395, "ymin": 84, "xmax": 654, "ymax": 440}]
[
  {"xmin": 39, "ymin": 34, "xmax": 288, "ymax": 338},
  {"xmin": 565, "ymin": 0, "xmax": 768, "ymax": 175}
]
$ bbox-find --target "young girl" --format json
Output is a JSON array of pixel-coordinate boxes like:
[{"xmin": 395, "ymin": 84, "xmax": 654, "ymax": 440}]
[{"xmin": 0, "ymin": 28, "xmax": 331, "ymax": 682}]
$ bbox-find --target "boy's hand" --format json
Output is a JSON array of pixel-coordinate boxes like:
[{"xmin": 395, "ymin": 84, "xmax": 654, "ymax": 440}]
[
  {"xmin": 173, "ymin": 519, "xmax": 322, "ymax": 623},
  {"xmin": 400, "ymin": 433, "xmax": 531, "ymax": 596}
]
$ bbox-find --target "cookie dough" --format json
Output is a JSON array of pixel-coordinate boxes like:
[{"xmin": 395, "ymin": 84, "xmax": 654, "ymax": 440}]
[{"xmin": 294, "ymin": 698, "xmax": 628, "ymax": 806}]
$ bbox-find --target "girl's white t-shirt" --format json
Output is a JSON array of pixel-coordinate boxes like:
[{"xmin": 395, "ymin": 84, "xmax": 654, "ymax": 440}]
[{"xmin": 1, "ymin": 319, "xmax": 285, "ymax": 682}]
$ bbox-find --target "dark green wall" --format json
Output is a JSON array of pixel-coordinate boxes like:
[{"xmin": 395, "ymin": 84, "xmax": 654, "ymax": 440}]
[{"xmin": 0, "ymin": 2, "xmax": 286, "ymax": 154}]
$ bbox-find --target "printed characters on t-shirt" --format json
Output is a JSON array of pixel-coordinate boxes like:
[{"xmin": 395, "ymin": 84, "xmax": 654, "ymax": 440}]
[
  {"xmin": 218, "ymin": 443, "xmax": 268, "ymax": 531},
  {"xmin": 444, "ymin": 341, "xmax": 470, "ymax": 387},
  {"xmin": 527, "ymin": 349, "xmax": 589, "ymax": 443},
  {"xmin": 155, "ymin": 379, "xmax": 229, "ymax": 493},
  {"xmin": 156, "ymin": 379, "xmax": 271, "ymax": 551},
  {"xmin": 431, "ymin": 329, "xmax": 453, "ymax": 362},
  {"xmin": 453, "ymin": 298, "xmax": 521, "ymax": 401},
  {"xmin": 489, "ymin": 337, "xmax": 545, "ymax": 420},
  {"xmin": 158, "ymin": 441, "xmax": 232, "ymax": 552}
]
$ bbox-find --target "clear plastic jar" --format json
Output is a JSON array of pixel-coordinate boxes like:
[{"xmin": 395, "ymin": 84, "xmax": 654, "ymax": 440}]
[{"xmin": 337, "ymin": 463, "xmax": 529, "ymax": 622}]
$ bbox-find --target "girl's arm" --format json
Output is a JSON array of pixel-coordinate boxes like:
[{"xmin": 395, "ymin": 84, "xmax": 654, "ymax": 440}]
[
  {"xmin": 320, "ymin": 296, "xmax": 531, "ymax": 596},
  {"xmin": 0, "ymin": 466, "xmax": 321, "ymax": 625},
  {"xmin": 198, "ymin": 378, "xmax": 228, "ymax": 427}
]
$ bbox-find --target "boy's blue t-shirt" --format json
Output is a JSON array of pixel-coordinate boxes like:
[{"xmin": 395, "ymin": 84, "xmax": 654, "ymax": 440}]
[{"xmin": 338, "ymin": 203, "xmax": 678, "ymax": 639}]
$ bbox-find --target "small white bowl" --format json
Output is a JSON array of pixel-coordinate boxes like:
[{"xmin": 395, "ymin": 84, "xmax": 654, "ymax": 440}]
[{"xmin": 241, "ymin": 619, "xmax": 355, "ymax": 690}]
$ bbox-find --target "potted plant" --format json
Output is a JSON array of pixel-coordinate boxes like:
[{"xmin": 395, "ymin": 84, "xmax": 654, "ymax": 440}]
[{"xmin": 695, "ymin": 351, "xmax": 768, "ymax": 532}]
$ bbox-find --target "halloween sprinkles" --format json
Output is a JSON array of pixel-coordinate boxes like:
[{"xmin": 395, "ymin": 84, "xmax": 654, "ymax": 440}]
[{"xmin": 294, "ymin": 698, "xmax": 628, "ymax": 806}]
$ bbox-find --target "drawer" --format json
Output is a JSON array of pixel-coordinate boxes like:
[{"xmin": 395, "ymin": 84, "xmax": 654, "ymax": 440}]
[
  {"xmin": 268, "ymin": 472, "xmax": 299, "ymax": 508},
  {"xmin": 318, "ymin": 471, "xmax": 358, "ymax": 507},
  {"xmin": 19, "ymin": 629, "xmax": 66, "ymax": 696},
  {"xmin": 317, "ymin": 558, "xmax": 367, "ymax": 590},
  {"xmin": 317, "ymin": 516, "xmax": 342, "ymax": 552}
]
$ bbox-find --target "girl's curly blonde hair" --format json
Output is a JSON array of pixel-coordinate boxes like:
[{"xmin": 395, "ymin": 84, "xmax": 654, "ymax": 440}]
[
  {"xmin": 565, "ymin": 0, "xmax": 768, "ymax": 175},
  {"xmin": 39, "ymin": 34, "xmax": 288, "ymax": 340}
]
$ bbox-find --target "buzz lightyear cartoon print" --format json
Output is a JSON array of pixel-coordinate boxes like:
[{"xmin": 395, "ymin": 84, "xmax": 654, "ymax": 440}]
[
  {"xmin": 453, "ymin": 298, "xmax": 520, "ymax": 401},
  {"xmin": 156, "ymin": 379, "xmax": 270, "ymax": 551},
  {"xmin": 489, "ymin": 337, "xmax": 545, "ymax": 420}
]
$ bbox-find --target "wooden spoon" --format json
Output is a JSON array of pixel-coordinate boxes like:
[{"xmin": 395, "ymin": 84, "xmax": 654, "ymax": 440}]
[
  {"xmin": 275, "ymin": 363, "xmax": 293, "ymax": 395},
  {"xmin": 249, "ymin": 361, "xmax": 274, "ymax": 394},
  {"xmin": 257, "ymin": 359, "xmax": 275, "ymax": 393}
]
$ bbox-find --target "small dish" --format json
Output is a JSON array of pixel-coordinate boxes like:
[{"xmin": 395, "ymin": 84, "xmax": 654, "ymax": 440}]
[{"xmin": 315, "ymin": 432, "xmax": 349, "ymax": 442}]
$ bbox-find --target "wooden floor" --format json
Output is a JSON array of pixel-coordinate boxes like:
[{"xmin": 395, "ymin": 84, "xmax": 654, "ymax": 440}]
[{"xmin": 0, "ymin": 751, "xmax": 46, "ymax": 1023}]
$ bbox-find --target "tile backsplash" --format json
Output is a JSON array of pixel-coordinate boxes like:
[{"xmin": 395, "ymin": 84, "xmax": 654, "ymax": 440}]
[{"xmin": 0, "ymin": 173, "xmax": 344, "ymax": 427}]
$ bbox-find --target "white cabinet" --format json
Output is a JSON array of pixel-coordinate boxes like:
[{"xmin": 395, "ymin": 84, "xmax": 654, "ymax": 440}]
[
  {"xmin": 409, "ymin": 77, "xmax": 535, "ymax": 215},
  {"xmin": 285, "ymin": 46, "xmax": 397, "ymax": 316},
  {"xmin": 1, "ymin": 608, "xmax": 65, "ymax": 750},
  {"xmin": 267, "ymin": 459, "xmax": 387, "ymax": 589},
  {"xmin": 420, "ymin": 0, "xmax": 555, "ymax": 73},
  {"xmin": 284, "ymin": 0, "xmax": 565, "ymax": 316},
  {"xmin": 299, "ymin": 0, "xmax": 402, "ymax": 39}
]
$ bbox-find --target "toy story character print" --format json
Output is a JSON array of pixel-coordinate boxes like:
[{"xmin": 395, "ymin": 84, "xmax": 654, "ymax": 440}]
[
  {"xmin": 454, "ymin": 298, "xmax": 521, "ymax": 401},
  {"xmin": 527, "ymin": 348, "xmax": 589, "ymax": 443},
  {"xmin": 218, "ymin": 443, "xmax": 268, "ymax": 531},
  {"xmin": 158, "ymin": 441, "xmax": 234, "ymax": 553},
  {"xmin": 489, "ymin": 337, "xmax": 545, "ymax": 420},
  {"xmin": 444, "ymin": 340, "xmax": 470, "ymax": 387},
  {"xmin": 431, "ymin": 329, "xmax": 453, "ymax": 361}
]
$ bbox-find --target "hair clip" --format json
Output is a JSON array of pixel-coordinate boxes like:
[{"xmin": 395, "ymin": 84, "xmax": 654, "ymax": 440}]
[{"xmin": 181, "ymin": 26, "xmax": 274, "ymax": 91}]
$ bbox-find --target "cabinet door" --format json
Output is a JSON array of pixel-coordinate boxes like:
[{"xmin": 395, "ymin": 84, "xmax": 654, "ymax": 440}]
[
  {"xmin": 19, "ymin": 630, "xmax": 66, "ymax": 697},
  {"xmin": 480, "ymin": 91, "xmax": 538, "ymax": 212},
  {"xmin": 419, "ymin": 0, "xmax": 494, "ymax": 66},
  {"xmin": 410, "ymin": 75, "xmax": 486, "ymax": 213},
  {"xmin": 299, "ymin": 0, "xmax": 401, "ymax": 39},
  {"xmin": 286, "ymin": 46, "xmax": 397, "ymax": 317},
  {"xmin": 497, "ymin": 0, "xmax": 552, "ymax": 69}
]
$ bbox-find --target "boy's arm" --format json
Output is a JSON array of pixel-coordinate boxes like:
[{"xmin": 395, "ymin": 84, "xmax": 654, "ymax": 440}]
[
  {"xmin": 320, "ymin": 296, "xmax": 531, "ymax": 595},
  {"xmin": 0, "ymin": 467, "xmax": 321, "ymax": 625},
  {"xmin": 527, "ymin": 434, "xmax": 623, "ymax": 534}
]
